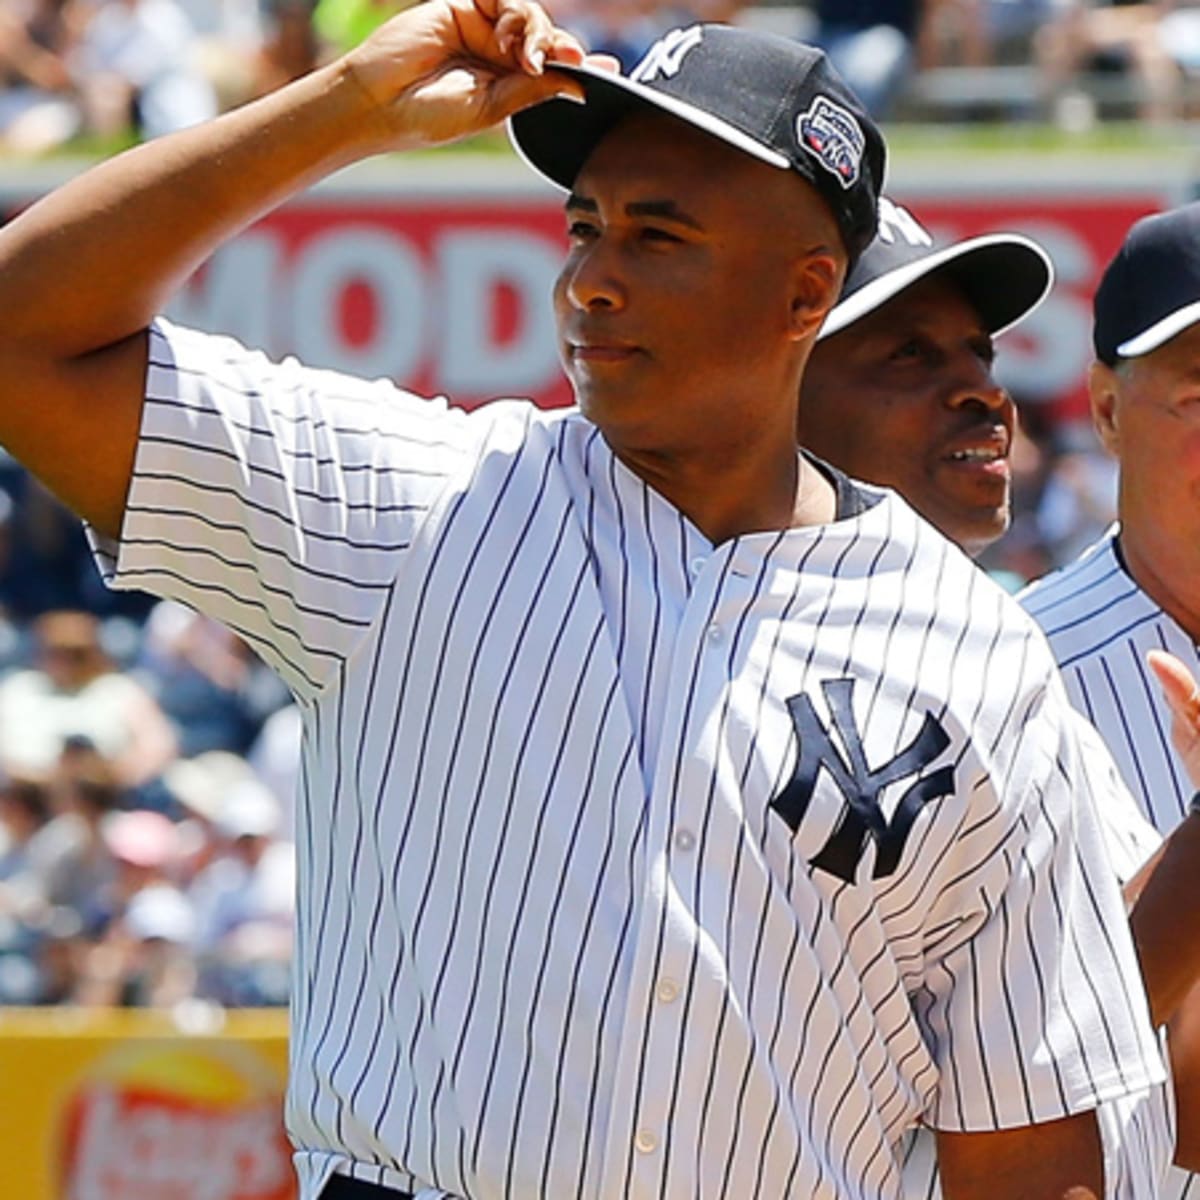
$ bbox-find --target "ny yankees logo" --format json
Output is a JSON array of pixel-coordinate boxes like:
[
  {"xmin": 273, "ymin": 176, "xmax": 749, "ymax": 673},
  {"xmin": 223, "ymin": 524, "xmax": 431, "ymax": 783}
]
[
  {"xmin": 876, "ymin": 198, "xmax": 933, "ymax": 249},
  {"xmin": 770, "ymin": 678, "xmax": 954, "ymax": 883},
  {"xmin": 631, "ymin": 26, "xmax": 704, "ymax": 83}
]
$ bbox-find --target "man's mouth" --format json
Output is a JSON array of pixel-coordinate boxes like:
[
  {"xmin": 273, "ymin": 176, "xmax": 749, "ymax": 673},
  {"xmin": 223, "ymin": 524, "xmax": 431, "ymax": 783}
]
[{"xmin": 946, "ymin": 445, "xmax": 1006, "ymax": 464}]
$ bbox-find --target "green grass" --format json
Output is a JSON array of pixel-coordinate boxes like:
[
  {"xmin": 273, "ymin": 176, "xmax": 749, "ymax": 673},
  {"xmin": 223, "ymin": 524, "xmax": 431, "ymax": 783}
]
[{"xmin": 880, "ymin": 118, "xmax": 1200, "ymax": 157}]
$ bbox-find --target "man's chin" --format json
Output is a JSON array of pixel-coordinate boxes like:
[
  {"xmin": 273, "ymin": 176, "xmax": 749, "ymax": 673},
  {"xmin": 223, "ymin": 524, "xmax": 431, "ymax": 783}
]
[{"xmin": 949, "ymin": 508, "xmax": 1011, "ymax": 559}]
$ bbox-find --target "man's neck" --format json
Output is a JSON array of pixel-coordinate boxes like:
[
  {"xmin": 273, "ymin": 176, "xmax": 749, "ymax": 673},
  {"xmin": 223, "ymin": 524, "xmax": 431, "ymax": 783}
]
[
  {"xmin": 606, "ymin": 437, "xmax": 836, "ymax": 545},
  {"xmin": 1117, "ymin": 528, "xmax": 1200, "ymax": 645}
]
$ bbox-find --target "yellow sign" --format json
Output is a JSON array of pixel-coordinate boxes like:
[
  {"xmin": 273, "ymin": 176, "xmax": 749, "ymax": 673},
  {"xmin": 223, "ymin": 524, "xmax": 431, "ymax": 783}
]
[{"xmin": 0, "ymin": 1007, "xmax": 294, "ymax": 1200}]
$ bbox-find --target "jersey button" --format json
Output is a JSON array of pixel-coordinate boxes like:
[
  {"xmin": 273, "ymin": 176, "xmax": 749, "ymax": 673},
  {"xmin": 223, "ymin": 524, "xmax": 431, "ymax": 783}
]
[
  {"xmin": 674, "ymin": 828, "xmax": 696, "ymax": 852},
  {"xmin": 656, "ymin": 978, "xmax": 680, "ymax": 1004},
  {"xmin": 689, "ymin": 556, "xmax": 706, "ymax": 577},
  {"xmin": 635, "ymin": 1130, "xmax": 658, "ymax": 1154},
  {"xmin": 706, "ymin": 623, "xmax": 722, "ymax": 641}
]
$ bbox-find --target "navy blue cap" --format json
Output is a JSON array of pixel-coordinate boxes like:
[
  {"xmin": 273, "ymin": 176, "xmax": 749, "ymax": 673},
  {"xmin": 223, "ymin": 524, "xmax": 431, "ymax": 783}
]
[
  {"xmin": 820, "ymin": 199, "xmax": 1053, "ymax": 340},
  {"xmin": 1094, "ymin": 202, "xmax": 1200, "ymax": 364},
  {"xmin": 509, "ymin": 24, "xmax": 886, "ymax": 263}
]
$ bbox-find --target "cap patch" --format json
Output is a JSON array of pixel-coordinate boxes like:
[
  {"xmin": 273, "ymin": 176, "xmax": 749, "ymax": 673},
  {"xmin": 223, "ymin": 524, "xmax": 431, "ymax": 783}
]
[
  {"xmin": 631, "ymin": 25, "xmax": 705, "ymax": 83},
  {"xmin": 797, "ymin": 96, "xmax": 865, "ymax": 190}
]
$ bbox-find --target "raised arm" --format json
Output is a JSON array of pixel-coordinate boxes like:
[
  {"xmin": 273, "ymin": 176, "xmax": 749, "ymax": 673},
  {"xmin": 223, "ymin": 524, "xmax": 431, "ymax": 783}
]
[{"xmin": 0, "ymin": 0, "xmax": 590, "ymax": 538}]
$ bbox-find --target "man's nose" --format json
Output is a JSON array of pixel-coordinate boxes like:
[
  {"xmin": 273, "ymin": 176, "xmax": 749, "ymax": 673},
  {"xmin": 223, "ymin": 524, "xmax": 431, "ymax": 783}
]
[{"xmin": 560, "ymin": 239, "xmax": 627, "ymax": 312}]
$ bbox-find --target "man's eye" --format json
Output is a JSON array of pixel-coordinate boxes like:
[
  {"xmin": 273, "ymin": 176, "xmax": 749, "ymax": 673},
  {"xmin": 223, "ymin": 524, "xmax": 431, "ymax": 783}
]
[
  {"xmin": 567, "ymin": 221, "xmax": 598, "ymax": 240},
  {"xmin": 891, "ymin": 340, "xmax": 922, "ymax": 361},
  {"xmin": 641, "ymin": 227, "xmax": 681, "ymax": 243}
]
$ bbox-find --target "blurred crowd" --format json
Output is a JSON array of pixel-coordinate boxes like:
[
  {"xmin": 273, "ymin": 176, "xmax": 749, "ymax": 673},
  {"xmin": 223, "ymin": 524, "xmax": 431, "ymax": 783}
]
[
  {"xmin": 0, "ymin": 452, "xmax": 300, "ymax": 1008},
  {"xmin": 4, "ymin": 0, "xmax": 1200, "ymax": 157}
]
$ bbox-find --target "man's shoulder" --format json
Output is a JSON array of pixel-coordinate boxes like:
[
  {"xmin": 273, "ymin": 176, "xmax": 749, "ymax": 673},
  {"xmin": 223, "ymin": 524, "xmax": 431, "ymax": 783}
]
[
  {"xmin": 1018, "ymin": 526, "xmax": 1161, "ymax": 669},
  {"xmin": 1018, "ymin": 526, "xmax": 1122, "ymax": 619}
]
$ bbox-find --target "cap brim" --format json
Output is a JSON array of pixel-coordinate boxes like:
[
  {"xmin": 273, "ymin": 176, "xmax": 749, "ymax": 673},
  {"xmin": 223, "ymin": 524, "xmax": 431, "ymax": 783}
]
[
  {"xmin": 819, "ymin": 233, "xmax": 1053, "ymax": 341},
  {"xmin": 508, "ymin": 61, "xmax": 790, "ymax": 192},
  {"xmin": 1116, "ymin": 298, "xmax": 1200, "ymax": 358}
]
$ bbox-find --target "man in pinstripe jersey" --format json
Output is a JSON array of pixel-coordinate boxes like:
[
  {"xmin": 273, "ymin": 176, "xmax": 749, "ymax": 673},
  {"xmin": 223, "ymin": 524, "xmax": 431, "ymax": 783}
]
[
  {"xmin": 1020, "ymin": 200, "xmax": 1200, "ymax": 1200},
  {"xmin": 0, "ymin": 3, "xmax": 1171, "ymax": 1198},
  {"xmin": 798, "ymin": 200, "xmax": 1200, "ymax": 1196}
]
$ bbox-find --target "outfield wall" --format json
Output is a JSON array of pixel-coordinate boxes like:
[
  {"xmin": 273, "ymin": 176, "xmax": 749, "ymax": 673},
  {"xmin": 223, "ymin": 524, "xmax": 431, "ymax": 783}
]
[{"xmin": 1, "ymin": 153, "xmax": 1194, "ymax": 420}]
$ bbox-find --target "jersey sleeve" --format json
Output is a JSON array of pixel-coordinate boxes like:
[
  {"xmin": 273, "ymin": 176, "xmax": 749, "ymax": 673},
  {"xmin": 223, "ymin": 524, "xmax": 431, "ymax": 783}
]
[
  {"xmin": 88, "ymin": 319, "xmax": 489, "ymax": 701},
  {"xmin": 914, "ymin": 668, "xmax": 1165, "ymax": 1133}
]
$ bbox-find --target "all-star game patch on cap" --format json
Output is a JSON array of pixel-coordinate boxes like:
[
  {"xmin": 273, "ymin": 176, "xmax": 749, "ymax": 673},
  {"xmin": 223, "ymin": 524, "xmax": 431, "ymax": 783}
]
[
  {"xmin": 509, "ymin": 23, "xmax": 886, "ymax": 264},
  {"xmin": 1093, "ymin": 201, "xmax": 1200, "ymax": 364},
  {"xmin": 820, "ymin": 198, "xmax": 1053, "ymax": 340}
]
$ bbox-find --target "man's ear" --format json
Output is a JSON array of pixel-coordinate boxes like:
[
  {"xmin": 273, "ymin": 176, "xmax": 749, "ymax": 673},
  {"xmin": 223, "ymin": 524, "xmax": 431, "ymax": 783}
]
[
  {"xmin": 1088, "ymin": 360, "xmax": 1122, "ymax": 457},
  {"xmin": 788, "ymin": 247, "xmax": 843, "ymax": 342}
]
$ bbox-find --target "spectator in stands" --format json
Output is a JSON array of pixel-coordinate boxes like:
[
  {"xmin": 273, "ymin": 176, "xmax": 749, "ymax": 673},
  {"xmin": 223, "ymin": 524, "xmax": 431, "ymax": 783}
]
[
  {"xmin": 74, "ymin": 0, "xmax": 218, "ymax": 141},
  {"xmin": 1035, "ymin": 0, "xmax": 1181, "ymax": 125},
  {"xmin": 0, "ymin": 474, "xmax": 153, "ymax": 624},
  {"xmin": 1033, "ymin": 419, "xmax": 1119, "ymax": 564},
  {"xmin": 250, "ymin": 0, "xmax": 321, "ymax": 99},
  {"xmin": 0, "ymin": 610, "xmax": 177, "ymax": 789},
  {"xmin": 1157, "ymin": 1, "xmax": 1200, "ymax": 98},
  {"xmin": 921, "ymin": 0, "xmax": 1054, "ymax": 67},
  {"xmin": 25, "ymin": 748, "xmax": 125, "ymax": 936},
  {"xmin": 71, "ymin": 807, "xmax": 201, "ymax": 1007},
  {"xmin": 189, "ymin": 778, "xmax": 293, "ymax": 1006},
  {"xmin": 137, "ymin": 599, "xmax": 289, "ymax": 759},
  {"xmin": 0, "ymin": 0, "xmax": 84, "ymax": 155},
  {"xmin": 812, "ymin": 0, "xmax": 937, "ymax": 117},
  {"xmin": 171, "ymin": 0, "xmax": 266, "ymax": 112},
  {"xmin": 246, "ymin": 704, "xmax": 300, "ymax": 838},
  {"xmin": 0, "ymin": 774, "xmax": 52, "ymax": 907}
]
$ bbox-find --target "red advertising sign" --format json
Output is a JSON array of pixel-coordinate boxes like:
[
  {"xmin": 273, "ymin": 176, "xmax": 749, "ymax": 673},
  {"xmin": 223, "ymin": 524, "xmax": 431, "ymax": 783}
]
[
  {"xmin": 891, "ymin": 195, "xmax": 1165, "ymax": 421},
  {"xmin": 0, "ymin": 167, "xmax": 1178, "ymax": 419}
]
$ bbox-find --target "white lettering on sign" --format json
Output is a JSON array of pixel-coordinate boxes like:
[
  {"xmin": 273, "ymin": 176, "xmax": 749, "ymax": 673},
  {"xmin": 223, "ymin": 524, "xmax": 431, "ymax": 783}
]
[
  {"xmin": 291, "ymin": 227, "xmax": 428, "ymax": 380},
  {"xmin": 168, "ymin": 222, "xmax": 566, "ymax": 402},
  {"xmin": 437, "ymin": 230, "xmax": 562, "ymax": 394},
  {"xmin": 167, "ymin": 233, "xmax": 283, "ymax": 355}
]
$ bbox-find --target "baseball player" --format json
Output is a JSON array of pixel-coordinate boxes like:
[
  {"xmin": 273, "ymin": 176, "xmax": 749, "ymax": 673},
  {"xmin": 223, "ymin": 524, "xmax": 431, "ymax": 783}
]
[
  {"xmin": 1019, "ymin": 199, "xmax": 1200, "ymax": 1200},
  {"xmin": 796, "ymin": 199, "xmax": 1200, "ymax": 1196},
  {"xmin": 0, "ymin": 5, "xmax": 1167, "ymax": 1199}
]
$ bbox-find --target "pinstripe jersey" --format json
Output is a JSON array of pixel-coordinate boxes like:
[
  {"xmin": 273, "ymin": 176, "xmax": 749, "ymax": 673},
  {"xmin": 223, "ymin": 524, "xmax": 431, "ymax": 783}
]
[
  {"xmin": 1023, "ymin": 524, "xmax": 1200, "ymax": 1200},
  {"xmin": 1022, "ymin": 526, "xmax": 1200, "ymax": 834},
  {"xmin": 899, "ymin": 711, "xmax": 1174, "ymax": 1200},
  {"xmin": 91, "ymin": 319, "xmax": 1163, "ymax": 1200}
]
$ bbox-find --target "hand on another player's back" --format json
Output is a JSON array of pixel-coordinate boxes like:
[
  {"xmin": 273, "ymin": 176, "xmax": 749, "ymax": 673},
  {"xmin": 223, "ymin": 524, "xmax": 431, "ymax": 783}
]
[{"xmin": 343, "ymin": 0, "xmax": 615, "ymax": 150}]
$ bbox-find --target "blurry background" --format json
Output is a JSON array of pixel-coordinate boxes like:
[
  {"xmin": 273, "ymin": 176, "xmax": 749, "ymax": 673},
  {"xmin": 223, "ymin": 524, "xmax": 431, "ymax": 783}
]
[{"xmin": 1, "ymin": 2, "xmax": 1199, "ymax": 1196}]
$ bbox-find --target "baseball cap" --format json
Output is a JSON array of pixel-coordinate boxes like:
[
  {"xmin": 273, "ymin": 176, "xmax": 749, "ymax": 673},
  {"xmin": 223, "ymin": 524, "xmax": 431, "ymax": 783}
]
[
  {"xmin": 102, "ymin": 809, "xmax": 179, "ymax": 870},
  {"xmin": 125, "ymin": 884, "xmax": 196, "ymax": 944},
  {"xmin": 1093, "ymin": 201, "xmax": 1200, "ymax": 364},
  {"xmin": 819, "ymin": 198, "xmax": 1053, "ymax": 340},
  {"xmin": 509, "ymin": 23, "xmax": 886, "ymax": 263},
  {"xmin": 214, "ymin": 779, "xmax": 280, "ymax": 841}
]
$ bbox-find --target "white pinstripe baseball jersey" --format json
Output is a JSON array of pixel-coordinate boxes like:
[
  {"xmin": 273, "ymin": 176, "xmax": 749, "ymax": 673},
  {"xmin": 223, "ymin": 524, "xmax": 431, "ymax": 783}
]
[
  {"xmin": 1022, "ymin": 526, "xmax": 1200, "ymax": 834},
  {"xmin": 900, "ymin": 710, "xmax": 1174, "ymax": 1199},
  {"xmin": 91, "ymin": 320, "xmax": 1164, "ymax": 1200},
  {"xmin": 1023, "ymin": 524, "xmax": 1200, "ymax": 1200}
]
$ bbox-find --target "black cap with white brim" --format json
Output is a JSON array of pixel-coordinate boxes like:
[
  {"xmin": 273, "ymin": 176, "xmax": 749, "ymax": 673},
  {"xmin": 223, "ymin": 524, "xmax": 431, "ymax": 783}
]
[
  {"xmin": 1093, "ymin": 201, "xmax": 1200, "ymax": 364},
  {"xmin": 509, "ymin": 24, "xmax": 886, "ymax": 264},
  {"xmin": 819, "ymin": 198, "xmax": 1053, "ymax": 340}
]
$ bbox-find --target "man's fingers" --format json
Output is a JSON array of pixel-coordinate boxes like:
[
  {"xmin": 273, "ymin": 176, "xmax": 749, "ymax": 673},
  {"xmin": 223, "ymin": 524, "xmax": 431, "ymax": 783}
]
[
  {"xmin": 466, "ymin": 0, "xmax": 576, "ymax": 75},
  {"xmin": 1149, "ymin": 649, "xmax": 1200, "ymax": 728},
  {"xmin": 580, "ymin": 50, "xmax": 622, "ymax": 74},
  {"xmin": 486, "ymin": 67, "xmax": 586, "ymax": 122}
]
